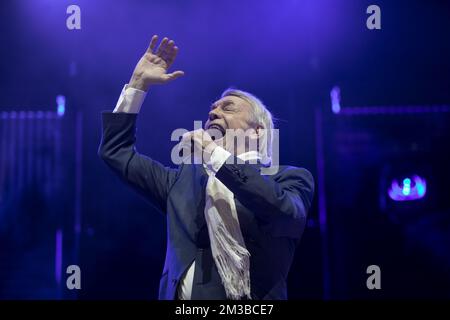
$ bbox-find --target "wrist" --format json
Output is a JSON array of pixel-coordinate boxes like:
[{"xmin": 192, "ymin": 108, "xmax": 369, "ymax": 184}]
[
  {"xmin": 202, "ymin": 142, "xmax": 217, "ymax": 163},
  {"xmin": 129, "ymin": 75, "xmax": 150, "ymax": 92},
  {"xmin": 206, "ymin": 145, "xmax": 231, "ymax": 173}
]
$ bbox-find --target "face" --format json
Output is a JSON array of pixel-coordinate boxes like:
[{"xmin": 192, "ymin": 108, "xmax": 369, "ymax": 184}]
[{"xmin": 205, "ymin": 95, "xmax": 261, "ymax": 154}]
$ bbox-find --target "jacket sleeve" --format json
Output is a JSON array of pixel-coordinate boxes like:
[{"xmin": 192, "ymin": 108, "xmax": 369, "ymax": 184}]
[
  {"xmin": 215, "ymin": 156, "xmax": 314, "ymax": 223},
  {"xmin": 98, "ymin": 111, "xmax": 178, "ymax": 213}
]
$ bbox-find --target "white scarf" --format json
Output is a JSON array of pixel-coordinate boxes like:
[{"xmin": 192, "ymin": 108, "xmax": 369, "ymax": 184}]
[{"xmin": 203, "ymin": 151, "xmax": 262, "ymax": 300}]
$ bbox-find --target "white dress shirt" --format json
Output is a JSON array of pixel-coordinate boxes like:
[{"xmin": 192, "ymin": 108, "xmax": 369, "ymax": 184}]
[{"xmin": 113, "ymin": 84, "xmax": 231, "ymax": 300}]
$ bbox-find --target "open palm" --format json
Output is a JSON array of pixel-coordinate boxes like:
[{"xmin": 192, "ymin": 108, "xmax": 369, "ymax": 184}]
[{"xmin": 130, "ymin": 35, "xmax": 184, "ymax": 90}]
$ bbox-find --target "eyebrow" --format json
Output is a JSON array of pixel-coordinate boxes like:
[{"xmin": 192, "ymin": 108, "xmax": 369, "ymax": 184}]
[{"xmin": 210, "ymin": 99, "xmax": 235, "ymax": 110}]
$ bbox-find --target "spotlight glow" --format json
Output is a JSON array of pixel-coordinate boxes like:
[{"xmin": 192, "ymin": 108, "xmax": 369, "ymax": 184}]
[
  {"xmin": 56, "ymin": 95, "xmax": 65, "ymax": 117},
  {"xmin": 330, "ymin": 86, "xmax": 341, "ymax": 114},
  {"xmin": 388, "ymin": 175, "xmax": 426, "ymax": 201}
]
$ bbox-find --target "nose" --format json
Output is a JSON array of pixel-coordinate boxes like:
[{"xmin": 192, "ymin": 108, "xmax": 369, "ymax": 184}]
[{"xmin": 208, "ymin": 108, "xmax": 220, "ymax": 121}]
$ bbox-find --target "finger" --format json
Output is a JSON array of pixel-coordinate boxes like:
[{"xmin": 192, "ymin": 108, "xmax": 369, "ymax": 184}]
[
  {"xmin": 180, "ymin": 132, "xmax": 194, "ymax": 148},
  {"xmin": 193, "ymin": 128, "xmax": 204, "ymax": 135},
  {"xmin": 146, "ymin": 35, "xmax": 158, "ymax": 53},
  {"xmin": 193, "ymin": 129, "xmax": 203, "ymax": 141},
  {"xmin": 166, "ymin": 46, "xmax": 179, "ymax": 67},
  {"xmin": 162, "ymin": 40, "xmax": 175, "ymax": 57},
  {"xmin": 162, "ymin": 70, "xmax": 185, "ymax": 82},
  {"xmin": 156, "ymin": 37, "xmax": 169, "ymax": 56},
  {"xmin": 181, "ymin": 131, "xmax": 191, "ymax": 141},
  {"xmin": 202, "ymin": 130, "xmax": 214, "ymax": 145}
]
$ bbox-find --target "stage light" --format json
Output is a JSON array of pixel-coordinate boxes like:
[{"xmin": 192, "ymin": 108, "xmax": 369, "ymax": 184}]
[
  {"xmin": 56, "ymin": 95, "xmax": 65, "ymax": 117},
  {"xmin": 388, "ymin": 175, "xmax": 426, "ymax": 201},
  {"xmin": 330, "ymin": 86, "xmax": 341, "ymax": 114},
  {"xmin": 55, "ymin": 229, "xmax": 63, "ymax": 285},
  {"xmin": 402, "ymin": 178, "xmax": 411, "ymax": 196}
]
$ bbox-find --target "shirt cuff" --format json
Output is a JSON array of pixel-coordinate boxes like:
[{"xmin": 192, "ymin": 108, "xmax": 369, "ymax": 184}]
[
  {"xmin": 113, "ymin": 84, "xmax": 147, "ymax": 113},
  {"xmin": 207, "ymin": 146, "xmax": 231, "ymax": 174}
]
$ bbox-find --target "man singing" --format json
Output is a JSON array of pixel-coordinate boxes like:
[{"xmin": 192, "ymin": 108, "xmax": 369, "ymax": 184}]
[{"xmin": 98, "ymin": 35, "xmax": 314, "ymax": 300}]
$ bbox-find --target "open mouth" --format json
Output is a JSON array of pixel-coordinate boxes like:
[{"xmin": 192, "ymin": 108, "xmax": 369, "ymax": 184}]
[{"xmin": 207, "ymin": 124, "xmax": 226, "ymax": 138}]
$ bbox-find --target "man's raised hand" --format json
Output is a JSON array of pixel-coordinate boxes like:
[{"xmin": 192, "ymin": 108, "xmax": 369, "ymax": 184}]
[{"xmin": 129, "ymin": 35, "xmax": 185, "ymax": 91}]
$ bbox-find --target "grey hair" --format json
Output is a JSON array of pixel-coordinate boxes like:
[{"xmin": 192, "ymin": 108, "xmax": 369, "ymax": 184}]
[{"xmin": 221, "ymin": 88, "xmax": 274, "ymax": 160}]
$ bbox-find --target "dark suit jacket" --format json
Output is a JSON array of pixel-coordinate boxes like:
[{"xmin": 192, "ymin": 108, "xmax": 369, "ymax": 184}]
[{"xmin": 98, "ymin": 111, "xmax": 314, "ymax": 300}]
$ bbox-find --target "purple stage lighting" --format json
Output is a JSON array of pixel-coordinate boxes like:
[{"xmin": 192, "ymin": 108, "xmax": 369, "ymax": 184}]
[
  {"xmin": 55, "ymin": 229, "xmax": 63, "ymax": 286},
  {"xmin": 388, "ymin": 175, "xmax": 427, "ymax": 201},
  {"xmin": 56, "ymin": 95, "xmax": 65, "ymax": 117},
  {"xmin": 330, "ymin": 86, "xmax": 341, "ymax": 114}
]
